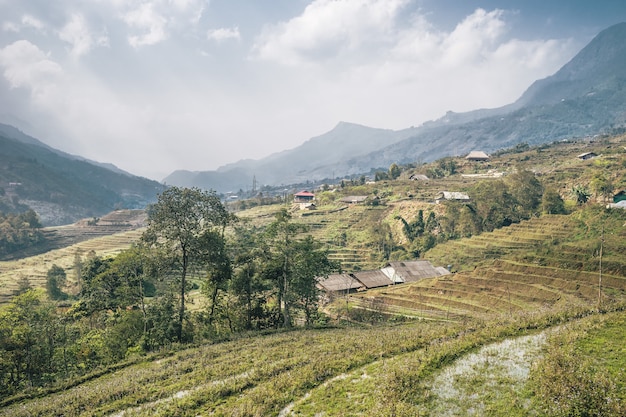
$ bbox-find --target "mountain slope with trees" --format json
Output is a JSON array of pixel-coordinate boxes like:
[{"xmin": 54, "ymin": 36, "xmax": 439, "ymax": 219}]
[
  {"xmin": 0, "ymin": 126, "xmax": 166, "ymax": 225},
  {"xmin": 165, "ymin": 22, "xmax": 626, "ymax": 193}
]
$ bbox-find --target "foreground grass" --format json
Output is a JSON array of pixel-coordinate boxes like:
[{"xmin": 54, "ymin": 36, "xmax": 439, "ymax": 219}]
[{"xmin": 4, "ymin": 304, "xmax": 622, "ymax": 416}]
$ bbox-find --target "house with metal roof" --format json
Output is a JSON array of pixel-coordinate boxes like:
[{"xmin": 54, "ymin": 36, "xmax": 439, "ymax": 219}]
[
  {"xmin": 352, "ymin": 270, "xmax": 394, "ymax": 289},
  {"xmin": 381, "ymin": 260, "xmax": 450, "ymax": 283},
  {"xmin": 316, "ymin": 274, "xmax": 364, "ymax": 293},
  {"xmin": 465, "ymin": 151, "xmax": 490, "ymax": 161}
]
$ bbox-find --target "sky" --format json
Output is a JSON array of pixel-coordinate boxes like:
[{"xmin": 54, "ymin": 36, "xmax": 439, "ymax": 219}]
[{"xmin": 0, "ymin": 1, "xmax": 625, "ymax": 181}]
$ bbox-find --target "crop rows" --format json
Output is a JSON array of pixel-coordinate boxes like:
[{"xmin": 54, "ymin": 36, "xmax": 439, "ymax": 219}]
[
  {"xmin": 0, "ymin": 229, "xmax": 143, "ymax": 303},
  {"xmin": 356, "ymin": 214, "xmax": 626, "ymax": 319}
]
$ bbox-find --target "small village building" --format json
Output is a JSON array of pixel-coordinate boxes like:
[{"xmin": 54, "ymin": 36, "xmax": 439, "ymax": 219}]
[
  {"xmin": 435, "ymin": 191, "xmax": 471, "ymax": 204},
  {"xmin": 294, "ymin": 190, "xmax": 315, "ymax": 209},
  {"xmin": 381, "ymin": 260, "xmax": 450, "ymax": 284},
  {"xmin": 577, "ymin": 152, "xmax": 597, "ymax": 160},
  {"xmin": 409, "ymin": 174, "xmax": 430, "ymax": 181},
  {"xmin": 317, "ymin": 273, "xmax": 363, "ymax": 293},
  {"xmin": 340, "ymin": 195, "xmax": 368, "ymax": 204},
  {"xmin": 352, "ymin": 270, "xmax": 394, "ymax": 289},
  {"xmin": 465, "ymin": 151, "xmax": 490, "ymax": 161}
]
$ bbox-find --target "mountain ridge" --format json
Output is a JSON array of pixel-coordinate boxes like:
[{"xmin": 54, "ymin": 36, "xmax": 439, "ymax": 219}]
[
  {"xmin": 164, "ymin": 22, "xmax": 626, "ymax": 193},
  {"xmin": 0, "ymin": 127, "xmax": 166, "ymax": 225}
]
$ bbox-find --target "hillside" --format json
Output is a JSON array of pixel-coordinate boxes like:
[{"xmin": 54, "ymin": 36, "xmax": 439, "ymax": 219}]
[
  {"xmin": 165, "ymin": 22, "xmax": 626, "ymax": 193},
  {"xmin": 0, "ymin": 125, "xmax": 166, "ymax": 225},
  {"xmin": 1, "ymin": 135, "xmax": 625, "ymax": 415}
]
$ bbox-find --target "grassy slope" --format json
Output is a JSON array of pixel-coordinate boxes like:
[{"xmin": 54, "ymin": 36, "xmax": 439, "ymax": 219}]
[{"xmin": 1, "ymin": 136, "xmax": 626, "ymax": 415}]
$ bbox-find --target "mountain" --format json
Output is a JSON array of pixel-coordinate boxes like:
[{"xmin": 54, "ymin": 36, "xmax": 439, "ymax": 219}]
[
  {"xmin": 165, "ymin": 22, "xmax": 626, "ymax": 192},
  {"xmin": 0, "ymin": 125, "xmax": 166, "ymax": 225},
  {"xmin": 165, "ymin": 122, "xmax": 418, "ymax": 191}
]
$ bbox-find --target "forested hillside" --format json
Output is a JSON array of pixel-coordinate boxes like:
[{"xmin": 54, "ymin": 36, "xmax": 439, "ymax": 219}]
[{"xmin": 0, "ymin": 128, "xmax": 165, "ymax": 226}]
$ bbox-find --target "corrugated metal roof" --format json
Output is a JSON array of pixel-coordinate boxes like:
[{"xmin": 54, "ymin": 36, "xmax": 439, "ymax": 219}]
[
  {"xmin": 340, "ymin": 195, "xmax": 368, "ymax": 203},
  {"xmin": 385, "ymin": 260, "xmax": 448, "ymax": 283},
  {"xmin": 317, "ymin": 274, "xmax": 363, "ymax": 292},
  {"xmin": 353, "ymin": 270, "xmax": 394, "ymax": 289},
  {"xmin": 465, "ymin": 151, "xmax": 489, "ymax": 160}
]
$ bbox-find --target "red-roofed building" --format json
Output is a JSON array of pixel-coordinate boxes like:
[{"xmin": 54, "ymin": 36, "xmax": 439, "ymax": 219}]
[{"xmin": 294, "ymin": 190, "xmax": 315, "ymax": 209}]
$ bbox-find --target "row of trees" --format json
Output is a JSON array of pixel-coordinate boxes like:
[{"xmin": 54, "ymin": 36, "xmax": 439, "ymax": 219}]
[{"xmin": 0, "ymin": 187, "xmax": 338, "ymax": 398}]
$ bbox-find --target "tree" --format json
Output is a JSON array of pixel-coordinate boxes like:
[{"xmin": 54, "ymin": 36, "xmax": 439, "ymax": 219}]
[
  {"xmin": 262, "ymin": 209, "xmax": 308, "ymax": 327},
  {"xmin": 591, "ymin": 172, "xmax": 614, "ymax": 203},
  {"xmin": 0, "ymin": 290, "xmax": 60, "ymax": 393},
  {"xmin": 229, "ymin": 223, "xmax": 272, "ymax": 331},
  {"xmin": 46, "ymin": 264, "xmax": 67, "ymax": 300},
  {"xmin": 389, "ymin": 163, "xmax": 401, "ymax": 180},
  {"xmin": 506, "ymin": 169, "xmax": 543, "ymax": 216},
  {"xmin": 542, "ymin": 188, "xmax": 566, "ymax": 214},
  {"xmin": 261, "ymin": 210, "xmax": 338, "ymax": 328},
  {"xmin": 141, "ymin": 186, "xmax": 234, "ymax": 342},
  {"xmin": 290, "ymin": 236, "xmax": 338, "ymax": 325}
]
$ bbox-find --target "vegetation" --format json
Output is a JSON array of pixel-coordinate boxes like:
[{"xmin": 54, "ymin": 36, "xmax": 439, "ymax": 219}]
[
  {"xmin": 0, "ymin": 210, "xmax": 44, "ymax": 259},
  {"xmin": 0, "ymin": 134, "xmax": 625, "ymax": 414}
]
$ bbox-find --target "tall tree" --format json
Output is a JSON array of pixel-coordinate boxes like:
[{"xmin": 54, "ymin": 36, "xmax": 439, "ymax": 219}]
[
  {"xmin": 141, "ymin": 186, "xmax": 233, "ymax": 342},
  {"xmin": 263, "ymin": 209, "xmax": 307, "ymax": 327}
]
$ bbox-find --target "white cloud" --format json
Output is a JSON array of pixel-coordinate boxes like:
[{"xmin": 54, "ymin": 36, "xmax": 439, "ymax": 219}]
[
  {"xmin": 21, "ymin": 14, "xmax": 46, "ymax": 32},
  {"xmin": 122, "ymin": 3, "xmax": 168, "ymax": 47},
  {"xmin": 59, "ymin": 13, "xmax": 96, "ymax": 57},
  {"xmin": 0, "ymin": 40, "xmax": 63, "ymax": 100},
  {"xmin": 207, "ymin": 27, "xmax": 241, "ymax": 42},
  {"xmin": 253, "ymin": 0, "xmax": 409, "ymax": 65}
]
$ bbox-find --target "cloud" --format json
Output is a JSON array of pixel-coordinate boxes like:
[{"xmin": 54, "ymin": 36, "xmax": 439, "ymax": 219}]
[
  {"xmin": 207, "ymin": 27, "xmax": 241, "ymax": 42},
  {"xmin": 253, "ymin": 0, "xmax": 409, "ymax": 65},
  {"xmin": 21, "ymin": 14, "xmax": 46, "ymax": 32},
  {"xmin": 59, "ymin": 13, "xmax": 97, "ymax": 57},
  {"xmin": 122, "ymin": 3, "xmax": 168, "ymax": 47},
  {"xmin": 0, "ymin": 40, "xmax": 63, "ymax": 100}
]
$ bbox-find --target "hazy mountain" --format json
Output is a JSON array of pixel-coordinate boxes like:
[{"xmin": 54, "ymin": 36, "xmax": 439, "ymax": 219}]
[
  {"xmin": 172, "ymin": 22, "xmax": 625, "ymax": 192},
  {"xmin": 0, "ymin": 126, "xmax": 166, "ymax": 225},
  {"xmin": 165, "ymin": 122, "xmax": 418, "ymax": 191}
]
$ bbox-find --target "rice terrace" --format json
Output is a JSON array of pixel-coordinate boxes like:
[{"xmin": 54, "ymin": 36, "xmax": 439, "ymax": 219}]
[{"xmin": 0, "ymin": 134, "xmax": 625, "ymax": 416}]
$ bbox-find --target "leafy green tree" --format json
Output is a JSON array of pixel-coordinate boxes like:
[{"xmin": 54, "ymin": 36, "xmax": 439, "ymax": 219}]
[
  {"xmin": 389, "ymin": 163, "xmax": 402, "ymax": 180},
  {"xmin": 290, "ymin": 236, "xmax": 338, "ymax": 325},
  {"xmin": 542, "ymin": 188, "xmax": 567, "ymax": 214},
  {"xmin": 471, "ymin": 180, "xmax": 517, "ymax": 231},
  {"xmin": 262, "ymin": 209, "xmax": 308, "ymax": 327},
  {"xmin": 0, "ymin": 290, "xmax": 60, "ymax": 394},
  {"xmin": 46, "ymin": 264, "xmax": 67, "ymax": 300},
  {"xmin": 141, "ymin": 186, "xmax": 234, "ymax": 342},
  {"xmin": 591, "ymin": 172, "xmax": 614, "ymax": 203},
  {"xmin": 506, "ymin": 169, "xmax": 543, "ymax": 216},
  {"xmin": 229, "ymin": 223, "xmax": 272, "ymax": 331}
]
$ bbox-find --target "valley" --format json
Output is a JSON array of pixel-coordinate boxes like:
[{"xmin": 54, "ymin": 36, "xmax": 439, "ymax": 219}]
[{"xmin": 1, "ymin": 134, "xmax": 625, "ymax": 415}]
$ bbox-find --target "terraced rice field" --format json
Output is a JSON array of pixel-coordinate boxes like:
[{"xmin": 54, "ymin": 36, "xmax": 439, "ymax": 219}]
[
  {"xmin": 352, "ymin": 214, "xmax": 626, "ymax": 320},
  {"xmin": 0, "ymin": 228, "xmax": 144, "ymax": 303}
]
